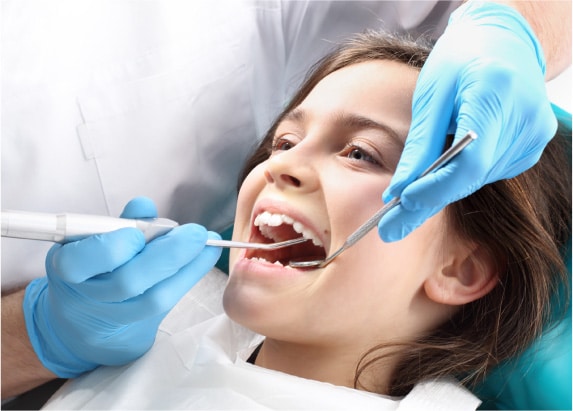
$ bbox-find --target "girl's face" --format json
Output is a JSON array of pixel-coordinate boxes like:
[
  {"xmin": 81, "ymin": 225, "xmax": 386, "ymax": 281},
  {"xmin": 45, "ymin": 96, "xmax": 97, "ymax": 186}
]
[{"xmin": 224, "ymin": 60, "xmax": 452, "ymax": 355}]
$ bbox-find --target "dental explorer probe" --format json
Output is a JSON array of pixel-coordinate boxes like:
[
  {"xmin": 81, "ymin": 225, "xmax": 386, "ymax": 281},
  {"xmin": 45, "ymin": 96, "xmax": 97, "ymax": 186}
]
[
  {"xmin": 0, "ymin": 210, "xmax": 307, "ymax": 250},
  {"xmin": 289, "ymin": 131, "xmax": 477, "ymax": 269}
]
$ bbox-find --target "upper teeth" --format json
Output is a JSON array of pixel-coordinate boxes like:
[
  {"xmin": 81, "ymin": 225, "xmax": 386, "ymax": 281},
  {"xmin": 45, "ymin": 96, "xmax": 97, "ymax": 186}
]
[{"xmin": 254, "ymin": 211, "xmax": 323, "ymax": 247}]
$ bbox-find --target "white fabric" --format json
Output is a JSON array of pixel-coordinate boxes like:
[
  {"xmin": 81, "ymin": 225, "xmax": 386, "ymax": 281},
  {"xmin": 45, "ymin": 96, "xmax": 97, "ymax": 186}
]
[
  {"xmin": 1, "ymin": 0, "xmax": 460, "ymax": 290},
  {"xmin": 42, "ymin": 269, "xmax": 481, "ymax": 410}
]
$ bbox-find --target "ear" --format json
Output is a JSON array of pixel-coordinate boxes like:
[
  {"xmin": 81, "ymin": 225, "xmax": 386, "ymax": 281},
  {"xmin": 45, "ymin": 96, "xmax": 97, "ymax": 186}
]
[{"xmin": 424, "ymin": 244, "xmax": 499, "ymax": 306}]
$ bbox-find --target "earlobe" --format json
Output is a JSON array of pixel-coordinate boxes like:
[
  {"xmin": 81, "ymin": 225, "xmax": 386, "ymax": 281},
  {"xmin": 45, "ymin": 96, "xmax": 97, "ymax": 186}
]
[{"xmin": 424, "ymin": 245, "xmax": 499, "ymax": 306}]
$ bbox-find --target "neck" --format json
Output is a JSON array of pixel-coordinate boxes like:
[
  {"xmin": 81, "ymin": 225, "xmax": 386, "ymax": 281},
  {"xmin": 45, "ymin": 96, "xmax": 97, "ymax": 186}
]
[{"xmin": 254, "ymin": 338, "xmax": 394, "ymax": 393}]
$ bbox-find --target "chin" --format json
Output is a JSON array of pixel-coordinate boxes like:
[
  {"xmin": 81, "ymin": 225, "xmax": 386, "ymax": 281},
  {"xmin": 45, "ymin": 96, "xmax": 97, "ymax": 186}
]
[
  {"xmin": 222, "ymin": 276, "xmax": 265, "ymax": 328},
  {"xmin": 223, "ymin": 277, "xmax": 296, "ymax": 340}
]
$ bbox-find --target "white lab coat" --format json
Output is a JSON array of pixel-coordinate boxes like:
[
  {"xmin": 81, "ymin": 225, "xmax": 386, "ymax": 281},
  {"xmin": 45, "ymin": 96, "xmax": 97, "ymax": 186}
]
[
  {"xmin": 42, "ymin": 269, "xmax": 481, "ymax": 410},
  {"xmin": 1, "ymin": 0, "xmax": 460, "ymax": 290}
]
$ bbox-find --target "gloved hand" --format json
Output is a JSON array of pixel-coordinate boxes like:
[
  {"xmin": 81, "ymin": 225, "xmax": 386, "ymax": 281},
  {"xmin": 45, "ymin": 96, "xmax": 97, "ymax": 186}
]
[
  {"xmin": 23, "ymin": 197, "xmax": 222, "ymax": 378},
  {"xmin": 378, "ymin": 2, "xmax": 557, "ymax": 242}
]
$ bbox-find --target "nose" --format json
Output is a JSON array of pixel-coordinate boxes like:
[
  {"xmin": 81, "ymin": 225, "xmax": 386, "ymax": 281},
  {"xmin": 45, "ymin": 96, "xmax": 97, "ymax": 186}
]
[{"xmin": 264, "ymin": 145, "xmax": 319, "ymax": 192}]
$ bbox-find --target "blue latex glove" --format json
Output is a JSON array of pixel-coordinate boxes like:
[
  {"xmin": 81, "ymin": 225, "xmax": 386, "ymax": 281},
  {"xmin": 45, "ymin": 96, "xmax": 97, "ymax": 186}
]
[
  {"xmin": 378, "ymin": 2, "xmax": 557, "ymax": 242},
  {"xmin": 23, "ymin": 197, "xmax": 222, "ymax": 378}
]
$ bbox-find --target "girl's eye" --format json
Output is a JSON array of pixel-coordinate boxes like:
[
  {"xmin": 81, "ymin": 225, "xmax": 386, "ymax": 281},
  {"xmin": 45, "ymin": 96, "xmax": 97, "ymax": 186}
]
[
  {"xmin": 271, "ymin": 137, "xmax": 295, "ymax": 152},
  {"xmin": 344, "ymin": 144, "xmax": 379, "ymax": 165}
]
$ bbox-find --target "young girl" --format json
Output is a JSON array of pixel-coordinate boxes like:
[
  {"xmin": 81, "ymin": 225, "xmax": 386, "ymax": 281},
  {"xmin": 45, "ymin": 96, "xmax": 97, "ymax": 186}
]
[{"xmin": 43, "ymin": 31, "xmax": 571, "ymax": 409}]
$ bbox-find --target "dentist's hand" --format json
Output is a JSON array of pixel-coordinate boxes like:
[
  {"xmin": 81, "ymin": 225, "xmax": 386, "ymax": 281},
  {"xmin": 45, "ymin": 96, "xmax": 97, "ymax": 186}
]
[
  {"xmin": 379, "ymin": 2, "xmax": 557, "ymax": 242},
  {"xmin": 23, "ymin": 197, "xmax": 222, "ymax": 378}
]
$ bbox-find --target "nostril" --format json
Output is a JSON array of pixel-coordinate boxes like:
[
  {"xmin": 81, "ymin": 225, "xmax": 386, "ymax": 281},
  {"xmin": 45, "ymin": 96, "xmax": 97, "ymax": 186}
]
[
  {"xmin": 264, "ymin": 170, "xmax": 275, "ymax": 183},
  {"xmin": 281, "ymin": 175, "xmax": 301, "ymax": 187}
]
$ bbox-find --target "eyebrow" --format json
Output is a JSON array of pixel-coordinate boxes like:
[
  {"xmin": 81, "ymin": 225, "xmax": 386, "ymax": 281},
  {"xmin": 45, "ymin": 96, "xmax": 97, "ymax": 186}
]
[{"xmin": 281, "ymin": 108, "xmax": 405, "ymax": 148}]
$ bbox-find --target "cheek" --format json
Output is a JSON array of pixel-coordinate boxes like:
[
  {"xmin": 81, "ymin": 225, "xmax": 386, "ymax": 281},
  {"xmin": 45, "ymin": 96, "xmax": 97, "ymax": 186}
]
[
  {"xmin": 384, "ymin": 211, "xmax": 449, "ymax": 285},
  {"xmin": 325, "ymin": 173, "xmax": 391, "ymax": 239},
  {"xmin": 331, "ymin": 212, "xmax": 448, "ymax": 304}
]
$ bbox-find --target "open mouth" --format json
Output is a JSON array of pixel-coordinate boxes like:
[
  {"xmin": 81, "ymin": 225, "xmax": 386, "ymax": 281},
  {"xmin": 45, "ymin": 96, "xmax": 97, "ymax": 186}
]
[{"xmin": 245, "ymin": 211, "xmax": 327, "ymax": 267}]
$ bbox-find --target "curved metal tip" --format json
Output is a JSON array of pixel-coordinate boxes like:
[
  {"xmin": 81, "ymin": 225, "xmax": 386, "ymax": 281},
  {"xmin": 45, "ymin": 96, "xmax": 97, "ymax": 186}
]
[{"xmin": 288, "ymin": 259, "xmax": 323, "ymax": 268}]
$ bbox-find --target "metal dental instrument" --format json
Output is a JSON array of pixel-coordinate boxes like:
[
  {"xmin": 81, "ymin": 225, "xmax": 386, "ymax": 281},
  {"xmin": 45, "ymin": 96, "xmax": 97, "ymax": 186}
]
[
  {"xmin": 205, "ymin": 237, "xmax": 308, "ymax": 250},
  {"xmin": 289, "ymin": 131, "xmax": 477, "ymax": 269},
  {"xmin": 0, "ymin": 210, "xmax": 308, "ymax": 249}
]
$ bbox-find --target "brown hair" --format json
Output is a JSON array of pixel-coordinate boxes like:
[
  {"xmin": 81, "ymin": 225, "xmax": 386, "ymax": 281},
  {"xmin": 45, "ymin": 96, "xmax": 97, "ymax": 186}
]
[{"xmin": 239, "ymin": 30, "xmax": 572, "ymax": 396}]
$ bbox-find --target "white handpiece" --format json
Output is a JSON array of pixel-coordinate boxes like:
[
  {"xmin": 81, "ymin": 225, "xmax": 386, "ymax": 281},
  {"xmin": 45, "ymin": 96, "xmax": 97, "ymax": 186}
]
[{"xmin": 1, "ymin": 210, "xmax": 179, "ymax": 243}]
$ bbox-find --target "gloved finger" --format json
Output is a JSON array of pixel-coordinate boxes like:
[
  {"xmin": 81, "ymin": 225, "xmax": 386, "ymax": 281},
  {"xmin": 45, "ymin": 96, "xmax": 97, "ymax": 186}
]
[
  {"xmin": 120, "ymin": 196, "xmax": 158, "ymax": 219},
  {"xmin": 48, "ymin": 228, "xmax": 146, "ymax": 284},
  {"xmin": 88, "ymin": 313, "xmax": 166, "ymax": 366},
  {"xmin": 398, "ymin": 137, "xmax": 484, "ymax": 212},
  {"xmin": 378, "ymin": 200, "xmax": 442, "ymax": 243},
  {"xmin": 383, "ymin": 68, "xmax": 455, "ymax": 203},
  {"xmin": 105, "ymin": 230, "xmax": 222, "ymax": 323},
  {"xmin": 76, "ymin": 224, "xmax": 214, "ymax": 302},
  {"xmin": 379, "ymin": 124, "xmax": 486, "ymax": 244}
]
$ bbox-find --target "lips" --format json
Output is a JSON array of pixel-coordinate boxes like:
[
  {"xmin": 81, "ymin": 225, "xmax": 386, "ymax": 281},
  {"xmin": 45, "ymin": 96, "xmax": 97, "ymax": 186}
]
[{"xmin": 246, "ymin": 210, "xmax": 327, "ymax": 267}]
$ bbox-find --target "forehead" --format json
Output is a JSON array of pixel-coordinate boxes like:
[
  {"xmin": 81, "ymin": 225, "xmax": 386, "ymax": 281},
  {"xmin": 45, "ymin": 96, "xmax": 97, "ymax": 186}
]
[{"xmin": 297, "ymin": 60, "xmax": 419, "ymax": 138}]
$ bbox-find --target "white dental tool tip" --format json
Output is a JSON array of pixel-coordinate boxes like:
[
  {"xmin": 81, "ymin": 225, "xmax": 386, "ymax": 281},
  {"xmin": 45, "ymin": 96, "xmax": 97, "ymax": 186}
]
[{"xmin": 205, "ymin": 237, "xmax": 308, "ymax": 249}]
